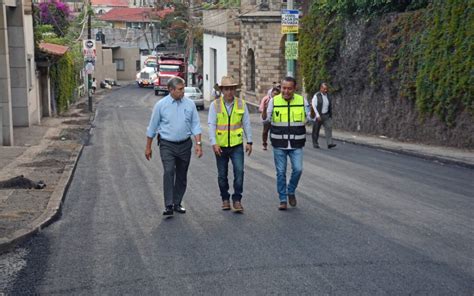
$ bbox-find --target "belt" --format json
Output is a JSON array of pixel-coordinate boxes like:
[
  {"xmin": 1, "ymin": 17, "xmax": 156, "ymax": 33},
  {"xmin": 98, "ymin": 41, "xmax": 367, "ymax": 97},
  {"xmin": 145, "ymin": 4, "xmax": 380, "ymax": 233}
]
[{"xmin": 161, "ymin": 138, "xmax": 191, "ymax": 145}]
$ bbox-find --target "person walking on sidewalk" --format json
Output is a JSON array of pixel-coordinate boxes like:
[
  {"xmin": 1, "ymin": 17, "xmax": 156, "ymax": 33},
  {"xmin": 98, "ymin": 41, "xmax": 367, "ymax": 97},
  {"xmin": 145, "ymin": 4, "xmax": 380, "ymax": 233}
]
[
  {"xmin": 259, "ymin": 87, "xmax": 280, "ymax": 150},
  {"xmin": 208, "ymin": 76, "xmax": 253, "ymax": 213},
  {"xmin": 145, "ymin": 77, "xmax": 203, "ymax": 217},
  {"xmin": 311, "ymin": 82, "xmax": 336, "ymax": 149},
  {"xmin": 262, "ymin": 77, "xmax": 315, "ymax": 210}
]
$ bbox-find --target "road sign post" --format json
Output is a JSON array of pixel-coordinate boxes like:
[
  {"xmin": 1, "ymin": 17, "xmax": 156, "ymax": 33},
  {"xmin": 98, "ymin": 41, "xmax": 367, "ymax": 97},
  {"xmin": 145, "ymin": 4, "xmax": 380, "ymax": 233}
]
[{"xmin": 282, "ymin": 8, "xmax": 299, "ymax": 77}]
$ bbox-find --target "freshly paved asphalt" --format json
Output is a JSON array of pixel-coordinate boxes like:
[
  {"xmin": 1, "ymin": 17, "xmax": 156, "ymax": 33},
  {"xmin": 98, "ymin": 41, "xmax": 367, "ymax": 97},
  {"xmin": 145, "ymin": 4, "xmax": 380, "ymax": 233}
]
[{"xmin": 1, "ymin": 85, "xmax": 473, "ymax": 295}]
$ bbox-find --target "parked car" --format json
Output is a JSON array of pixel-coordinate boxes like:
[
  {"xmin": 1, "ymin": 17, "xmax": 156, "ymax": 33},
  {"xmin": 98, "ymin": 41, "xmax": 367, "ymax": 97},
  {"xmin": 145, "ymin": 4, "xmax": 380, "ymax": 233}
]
[{"xmin": 184, "ymin": 87, "xmax": 204, "ymax": 110}]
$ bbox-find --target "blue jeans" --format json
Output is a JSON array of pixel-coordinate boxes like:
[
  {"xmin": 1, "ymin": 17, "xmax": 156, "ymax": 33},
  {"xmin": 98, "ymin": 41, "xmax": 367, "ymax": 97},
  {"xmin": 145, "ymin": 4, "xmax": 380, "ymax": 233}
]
[
  {"xmin": 273, "ymin": 148, "xmax": 303, "ymax": 202},
  {"xmin": 215, "ymin": 144, "xmax": 244, "ymax": 202}
]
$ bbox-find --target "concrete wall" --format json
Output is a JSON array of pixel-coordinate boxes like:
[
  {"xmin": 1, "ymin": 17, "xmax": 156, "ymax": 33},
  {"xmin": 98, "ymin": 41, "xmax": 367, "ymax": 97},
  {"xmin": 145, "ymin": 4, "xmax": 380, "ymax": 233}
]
[
  {"xmin": 8, "ymin": 2, "xmax": 29, "ymax": 126},
  {"xmin": 94, "ymin": 42, "xmax": 117, "ymax": 83},
  {"xmin": 112, "ymin": 47, "xmax": 140, "ymax": 80},
  {"xmin": 0, "ymin": 4, "xmax": 13, "ymax": 145},
  {"xmin": 24, "ymin": 14, "xmax": 39, "ymax": 125},
  {"xmin": 203, "ymin": 34, "xmax": 227, "ymax": 101}
]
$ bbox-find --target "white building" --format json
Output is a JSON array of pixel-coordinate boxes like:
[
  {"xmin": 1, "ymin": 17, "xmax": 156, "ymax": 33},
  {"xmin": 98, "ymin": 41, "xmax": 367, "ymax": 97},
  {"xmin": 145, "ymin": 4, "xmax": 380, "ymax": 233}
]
[{"xmin": 202, "ymin": 9, "xmax": 241, "ymax": 102}]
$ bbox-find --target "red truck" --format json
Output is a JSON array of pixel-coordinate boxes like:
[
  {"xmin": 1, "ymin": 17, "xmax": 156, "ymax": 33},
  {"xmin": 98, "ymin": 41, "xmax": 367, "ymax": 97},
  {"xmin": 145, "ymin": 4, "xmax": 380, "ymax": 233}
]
[{"xmin": 153, "ymin": 54, "xmax": 187, "ymax": 96}]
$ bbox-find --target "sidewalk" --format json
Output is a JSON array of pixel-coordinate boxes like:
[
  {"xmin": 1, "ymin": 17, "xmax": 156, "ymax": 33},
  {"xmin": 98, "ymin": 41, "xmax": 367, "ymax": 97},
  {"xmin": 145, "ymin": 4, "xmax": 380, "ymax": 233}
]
[
  {"xmin": 327, "ymin": 129, "xmax": 474, "ymax": 169},
  {"xmin": 247, "ymin": 112, "xmax": 474, "ymax": 168},
  {"xmin": 0, "ymin": 88, "xmax": 109, "ymax": 253},
  {"xmin": 0, "ymin": 95, "xmax": 472, "ymax": 254}
]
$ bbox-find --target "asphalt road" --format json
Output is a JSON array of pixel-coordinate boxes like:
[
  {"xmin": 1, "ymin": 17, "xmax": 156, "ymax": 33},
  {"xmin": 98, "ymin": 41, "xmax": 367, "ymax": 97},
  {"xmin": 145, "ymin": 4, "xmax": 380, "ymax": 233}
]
[{"xmin": 1, "ymin": 85, "xmax": 473, "ymax": 295}]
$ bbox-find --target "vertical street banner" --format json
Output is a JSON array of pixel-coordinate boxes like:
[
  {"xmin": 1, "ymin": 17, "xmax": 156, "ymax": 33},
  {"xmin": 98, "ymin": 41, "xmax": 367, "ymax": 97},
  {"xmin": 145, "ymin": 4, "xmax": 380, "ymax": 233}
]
[
  {"xmin": 281, "ymin": 9, "xmax": 299, "ymax": 34},
  {"xmin": 83, "ymin": 39, "xmax": 96, "ymax": 62},
  {"xmin": 285, "ymin": 41, "xmax": 298, "ymax": 60}
]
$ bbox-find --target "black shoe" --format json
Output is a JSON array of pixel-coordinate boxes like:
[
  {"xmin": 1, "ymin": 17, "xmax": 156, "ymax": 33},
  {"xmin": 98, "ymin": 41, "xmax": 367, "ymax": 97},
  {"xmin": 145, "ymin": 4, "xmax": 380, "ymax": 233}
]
[
  {"xmin": 328, "ymin": 144, "xmax": 337, "ymax": 149},
  {"xmin": 313, "ymin": 144, "xmax": 320, "ymax": 149},
  {"xmin": 288, "ymin": 194, "xmax": 297, "ymax": 207},
  {"xmin": 163, "ymin": 206, "xmax": 174, "ymax": 216},
  {"xmin": 173, "ymin": 204, "xmax": 186, "ymax": 214}
]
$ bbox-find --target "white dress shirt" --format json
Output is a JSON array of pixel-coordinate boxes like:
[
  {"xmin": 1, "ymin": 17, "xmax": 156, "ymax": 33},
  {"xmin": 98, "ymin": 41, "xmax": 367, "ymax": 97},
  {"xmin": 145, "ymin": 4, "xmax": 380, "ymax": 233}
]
[{"xmin": 312, "ymin": 92, "xmax": 329, "ymax": 118}]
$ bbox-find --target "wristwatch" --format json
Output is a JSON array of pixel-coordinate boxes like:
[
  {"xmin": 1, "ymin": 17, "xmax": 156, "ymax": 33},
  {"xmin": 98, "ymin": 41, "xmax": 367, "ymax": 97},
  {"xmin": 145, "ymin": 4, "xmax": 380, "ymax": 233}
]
[
  {"xmin": 196, "ymin": 141, "xmax": 202, "ymax": 145},
  {"xmin": 247, "ymin": 142, "xmax": 253, "ymax": 145}
]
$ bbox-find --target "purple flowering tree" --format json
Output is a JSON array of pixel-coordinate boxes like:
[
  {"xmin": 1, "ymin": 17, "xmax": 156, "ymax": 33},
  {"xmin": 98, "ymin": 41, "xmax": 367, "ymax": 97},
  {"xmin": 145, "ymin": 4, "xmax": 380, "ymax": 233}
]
[{"xmin": 34, "ymin": 0, "xmax": 71, "ymax": 37}]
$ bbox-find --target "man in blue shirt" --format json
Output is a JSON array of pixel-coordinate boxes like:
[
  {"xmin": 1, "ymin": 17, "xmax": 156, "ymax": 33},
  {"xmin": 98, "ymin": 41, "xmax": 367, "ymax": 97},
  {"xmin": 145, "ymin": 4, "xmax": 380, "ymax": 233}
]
[{"xmin": 145, "ymin": 77, "xmax": 203, "ymax": 217}]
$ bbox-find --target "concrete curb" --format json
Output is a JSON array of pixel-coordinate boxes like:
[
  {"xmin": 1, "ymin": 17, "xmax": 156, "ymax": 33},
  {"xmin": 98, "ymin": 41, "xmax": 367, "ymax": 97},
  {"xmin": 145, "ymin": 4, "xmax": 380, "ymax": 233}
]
[
  {"xmin": 331, "ymin": 135, "xmax": 474, "ymax": 170},
  {"xmin": 0, "ymin": 145, "xmax": 84, "ymax": 254}
]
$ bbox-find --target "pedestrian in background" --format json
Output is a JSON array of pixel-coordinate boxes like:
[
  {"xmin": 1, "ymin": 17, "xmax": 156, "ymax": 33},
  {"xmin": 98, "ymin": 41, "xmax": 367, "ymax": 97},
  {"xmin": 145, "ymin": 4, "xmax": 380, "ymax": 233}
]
[
  {"xmin": 145, "ymin": 77, "xmax": 203, "ymax": 217},
  {"xmin": 208, "ymin": 76, "xmax": 252, "ymax": 212},
  {"xmin": 259, "ymin": 87, "xmax": 280, "ymax": 150},
  {"xmin": 211, "ymin": 83, "xmax": 221, "ymax": 101},
  {"xmin": 311, "ymin": 82, "xmax": 336, "ymax": 149},
  {"xmin": 91, "ymin": 78, "xmax": 97, "ymax": 94},
  {"xmin": 262, "ymin": 77, "xmax": 315, "ymax": 210}
]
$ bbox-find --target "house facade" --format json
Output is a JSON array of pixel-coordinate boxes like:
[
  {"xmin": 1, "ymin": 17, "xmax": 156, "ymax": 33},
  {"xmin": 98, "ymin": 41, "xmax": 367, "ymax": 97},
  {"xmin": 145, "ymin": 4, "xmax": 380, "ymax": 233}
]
[
  {"xmin": 92, "ymin": 0, "xmax": 129, "ymax": 15},
  {"xmin": 99, "ymin": 7, "xmax": 173, "ymax": 29},
  {"xmin": 1, "ymin": 0, "xmax": 41, "ymax": 146}
]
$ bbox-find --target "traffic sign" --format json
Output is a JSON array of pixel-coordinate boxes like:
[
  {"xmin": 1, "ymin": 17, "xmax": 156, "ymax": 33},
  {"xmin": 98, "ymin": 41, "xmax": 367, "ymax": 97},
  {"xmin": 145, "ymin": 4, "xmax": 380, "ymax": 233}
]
[
  {"xmin": 285, "ymin": 41, "xmax": 298, "ymax": 60},
  {"xmin": 281, "ymin": 10, "xmax": 299, "ymax": 34},
  {"xmin": 85, "ymin": 62, "xmax": 95, "ymax": 74}
]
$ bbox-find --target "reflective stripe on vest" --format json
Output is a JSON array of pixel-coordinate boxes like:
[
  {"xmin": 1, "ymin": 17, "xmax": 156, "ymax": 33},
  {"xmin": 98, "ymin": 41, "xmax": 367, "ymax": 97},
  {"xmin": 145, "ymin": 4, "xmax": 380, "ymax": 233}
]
[
  {"xmin": 215, "ymin": 98, "xmax": 245, "ymax": 147},
  {"xmin": 270, "ymin": 94, "xmax": 306, "ymax": 148}
]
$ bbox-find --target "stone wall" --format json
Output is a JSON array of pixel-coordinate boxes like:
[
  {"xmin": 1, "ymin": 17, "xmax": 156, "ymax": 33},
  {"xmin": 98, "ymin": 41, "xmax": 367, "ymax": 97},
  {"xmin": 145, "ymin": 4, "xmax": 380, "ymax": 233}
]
[
  {"xmin": 328, "ymin": 17, "xmax": 474, "ymax": 148},
  {"xmin": 240, "ymin": 12, "xmax": 283, "ymax": 105},
  {"xmin": 226, "ymin": 36, "xmax": 241, "ymax": 86},
  {"xmin": 203, "ymin": 9, "xmax": 240, "ymax": 35}
]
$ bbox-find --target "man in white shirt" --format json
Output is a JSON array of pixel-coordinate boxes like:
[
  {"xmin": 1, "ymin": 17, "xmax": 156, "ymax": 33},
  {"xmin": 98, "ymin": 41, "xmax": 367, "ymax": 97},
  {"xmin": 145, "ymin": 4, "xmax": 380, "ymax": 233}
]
[{"xmin": 311, "ymin": 82, "xmax": 336, "ymax": 149}]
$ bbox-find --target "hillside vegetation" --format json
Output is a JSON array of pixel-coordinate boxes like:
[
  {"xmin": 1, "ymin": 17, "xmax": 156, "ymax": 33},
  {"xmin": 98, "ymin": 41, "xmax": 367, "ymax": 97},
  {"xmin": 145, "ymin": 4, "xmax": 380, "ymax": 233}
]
[{"xmin": 300, "ymin": 0, "xmax": 473, "ymax": 148}]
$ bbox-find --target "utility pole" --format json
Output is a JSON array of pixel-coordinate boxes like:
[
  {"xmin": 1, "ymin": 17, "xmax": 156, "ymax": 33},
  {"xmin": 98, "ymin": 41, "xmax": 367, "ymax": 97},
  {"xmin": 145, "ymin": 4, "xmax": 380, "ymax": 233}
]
[
  {"xmin": 187, "ymin": 0, "xmax": 194, "ymax": 86},
  {"xmin": 87, "ymin": 2, "xmax": 93, "ymax": 112},
  {"xmin": 286, "ymin": 0, "xmax": 295, "ymax": 78}
]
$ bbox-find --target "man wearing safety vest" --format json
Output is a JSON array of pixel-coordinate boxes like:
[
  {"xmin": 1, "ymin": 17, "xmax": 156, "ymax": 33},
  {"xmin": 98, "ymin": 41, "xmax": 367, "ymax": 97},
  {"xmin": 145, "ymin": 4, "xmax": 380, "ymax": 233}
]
[
  {"xmin": 208, "ymin": 76, "xmax": 253, "ymax": 212},
  {"xmin": 262, "ymin": 76, "xmax": 316, "ymax": 210}
]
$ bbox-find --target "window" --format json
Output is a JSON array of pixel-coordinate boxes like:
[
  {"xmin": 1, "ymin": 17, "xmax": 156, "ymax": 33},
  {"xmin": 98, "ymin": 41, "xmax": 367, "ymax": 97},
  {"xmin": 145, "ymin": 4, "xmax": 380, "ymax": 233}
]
[
  {"xmin": 27, "ymin": 57, "xmax": 33, "ymax": 91},
  {"xmin": 247, "ymin": 49, "xmax": 255, "ymax": 91},
  {"xmin": 159, "ymin": 65, "xmax": 180, "ymax": 72},
  {"xmin": 136, "ymin": 60, "xmax": 141, "ymax": 71},
  {"xmin": 114, "ymin": 59, "xmax": 125, "ymax": 71}
]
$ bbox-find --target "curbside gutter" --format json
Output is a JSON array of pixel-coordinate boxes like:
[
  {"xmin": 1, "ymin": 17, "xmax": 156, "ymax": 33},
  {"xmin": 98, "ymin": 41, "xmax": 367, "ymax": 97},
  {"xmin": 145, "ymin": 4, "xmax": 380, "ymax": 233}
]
[
  {"xmin": 334, "ymin": 136, "xmax": 474, "ymax": 170},
  {"xmin": 0, "ymin": 144, "xmax": 84, "ymax": 254}
]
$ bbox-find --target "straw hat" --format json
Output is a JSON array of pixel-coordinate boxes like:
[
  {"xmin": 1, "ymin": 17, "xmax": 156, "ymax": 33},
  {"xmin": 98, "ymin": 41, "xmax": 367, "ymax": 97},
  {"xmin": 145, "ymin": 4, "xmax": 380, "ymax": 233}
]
[{"xmin": 219, "ymin": 76, "xmax": 239, "ymax": 88}]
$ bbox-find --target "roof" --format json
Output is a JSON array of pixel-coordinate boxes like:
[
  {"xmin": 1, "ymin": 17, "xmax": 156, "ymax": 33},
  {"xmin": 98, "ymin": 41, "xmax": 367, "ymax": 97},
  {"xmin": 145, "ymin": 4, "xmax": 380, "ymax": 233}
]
[
  {"xmin": 38, "ymin": 42, "xmax": 69, "ymax": 56},
  {"xmin": 99, "ymin": 7, "xmax": 174, "ymax": 22},
  {"xmin": 91, "ymin": 0, "xmax": 128, "ymax": 6}
]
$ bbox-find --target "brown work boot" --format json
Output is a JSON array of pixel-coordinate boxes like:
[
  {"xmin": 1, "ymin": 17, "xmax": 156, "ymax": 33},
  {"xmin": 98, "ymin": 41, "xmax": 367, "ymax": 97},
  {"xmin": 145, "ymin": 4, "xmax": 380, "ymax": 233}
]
[
  {"xmin": 222, "ymin": 200, "xmax": 231, "ymax": 211},
  {"xmin": 278, "ymin": 202, "xmax": 288, "ymax": 210},
  {"xmin": 288, "ymin": 194, "xmax": 297, "ymax": 207},
  {"xmin": 233, "ymin": 201, "xmax": 244, "ymax": 213}
]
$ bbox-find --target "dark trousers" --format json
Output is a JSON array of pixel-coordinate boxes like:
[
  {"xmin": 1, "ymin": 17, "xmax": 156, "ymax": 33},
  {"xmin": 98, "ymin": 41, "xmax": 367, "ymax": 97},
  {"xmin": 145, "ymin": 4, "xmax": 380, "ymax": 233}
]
[
  {"xmin": 262, "ymin": 122, "xmax": 271, "ymax": 145},
  {"xmin": 215, "ymin": 144, "xmax": 244, "ymax": 202},
  {"xmin": 159, "ymin": 138, "xmax": 192, "ymax": 207},
  {"xmin": 312, "ymin": 114, "xmax": 333, "ymax": 146}
]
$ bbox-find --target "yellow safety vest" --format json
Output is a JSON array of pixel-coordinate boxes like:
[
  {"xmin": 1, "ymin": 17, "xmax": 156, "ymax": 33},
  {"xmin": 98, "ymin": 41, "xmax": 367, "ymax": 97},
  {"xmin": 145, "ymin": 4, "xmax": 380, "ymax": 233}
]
[
  {"xmin": 271, "ymin": 94, "xmax": 306, "ymax": 148},
  {"xmin": 215, "ymin": 97, "xmax": 245, "ymax": 147}
]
